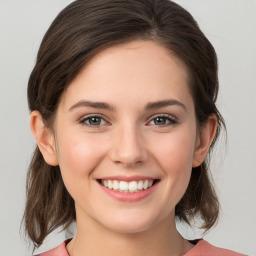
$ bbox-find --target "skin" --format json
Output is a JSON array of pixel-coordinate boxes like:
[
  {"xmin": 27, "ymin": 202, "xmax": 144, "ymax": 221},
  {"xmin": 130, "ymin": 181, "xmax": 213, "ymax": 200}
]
[{"xmin": 31, "ymin": 40, "xmax": 217, "ymax": 256}]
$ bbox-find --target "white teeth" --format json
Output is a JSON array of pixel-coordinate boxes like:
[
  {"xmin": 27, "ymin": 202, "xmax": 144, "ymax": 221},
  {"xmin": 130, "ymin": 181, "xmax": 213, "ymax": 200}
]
[
  {"xmin": 112, "ymin": 180, "xmax": 119, "ymax": 190},
  {"xmin": 137, "ymin": 181, "xmax": 143, "ymax": 190},
  {"xmin": 143, "ymin": 180, "xmax": 149, "ymax": 190},
  {"xmin": 128, "ymin": 181, "xmax": 137, "ymax": 192},
  {"xmin": 119, "ymin": 181, "xmax": 129, "ymax": 191},
  {"xmin": 107, "ymin": 180, "xmax": 113, "ymax": 189},
  {"xmin": 101, "ymin": 179, "xmax": 155, "ymax": 192}
]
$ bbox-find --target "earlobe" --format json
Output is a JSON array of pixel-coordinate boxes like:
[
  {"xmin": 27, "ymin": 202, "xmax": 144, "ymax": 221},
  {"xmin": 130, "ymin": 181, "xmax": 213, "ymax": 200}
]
[
  {"xmin": 30, "ymin": 111, "xmax": 59, "ymax": 166},
  {"xmin": 192, "ymin": 115, "xmax": 217, "ymax": 167}
]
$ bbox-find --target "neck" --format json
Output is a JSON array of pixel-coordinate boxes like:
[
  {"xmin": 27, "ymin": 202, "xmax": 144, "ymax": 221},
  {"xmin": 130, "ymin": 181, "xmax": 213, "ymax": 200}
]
[{"xmin": 67, "ymin": 212, "xmax": 193, "ymax": 256}]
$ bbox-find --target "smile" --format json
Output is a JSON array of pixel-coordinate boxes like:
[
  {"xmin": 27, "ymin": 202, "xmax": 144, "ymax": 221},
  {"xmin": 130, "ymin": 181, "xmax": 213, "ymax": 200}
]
[
  {"xmin": 97, "ymin": 176, "xmax": 160, "ymax": 201},
  {"xmin": 101, "ymin": 179, "xmax": 155, "ymax": 192}
]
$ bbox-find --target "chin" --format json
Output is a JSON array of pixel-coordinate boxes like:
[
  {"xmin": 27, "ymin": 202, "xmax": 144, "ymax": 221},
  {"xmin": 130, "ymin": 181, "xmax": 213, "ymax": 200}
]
[{"xmin": 97, "ymin": 210, "xmax": 164, "ymax": 234}]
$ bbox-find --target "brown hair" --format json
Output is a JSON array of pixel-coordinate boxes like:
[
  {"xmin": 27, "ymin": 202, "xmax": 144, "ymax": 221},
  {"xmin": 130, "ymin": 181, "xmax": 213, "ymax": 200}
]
[{"xmin": 24, "ymin": 0, "xmax": 225, "ymax": 248}]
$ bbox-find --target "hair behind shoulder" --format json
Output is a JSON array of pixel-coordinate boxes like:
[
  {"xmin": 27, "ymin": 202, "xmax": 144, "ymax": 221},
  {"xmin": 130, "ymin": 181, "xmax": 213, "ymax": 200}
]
[{"xmin": 24, "ymin": 0, "xmax": 225, "ymax": 248}]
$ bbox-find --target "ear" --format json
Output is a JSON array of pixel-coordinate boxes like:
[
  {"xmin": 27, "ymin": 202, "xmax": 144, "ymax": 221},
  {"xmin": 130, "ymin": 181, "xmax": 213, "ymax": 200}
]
[
  {"xmin": 192, "ymin": 114, "xmax": 217, "ymax": 167},
  {"xmin": 30, "ymin": 111, "xmax": 59, "ymax": 166}
]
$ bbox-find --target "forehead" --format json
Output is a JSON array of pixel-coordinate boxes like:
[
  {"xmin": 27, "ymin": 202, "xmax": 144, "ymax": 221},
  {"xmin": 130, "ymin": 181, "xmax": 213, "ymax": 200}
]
[{"xmin": 60, "ymin": 40, "xmax": 193, "ymax": 110}]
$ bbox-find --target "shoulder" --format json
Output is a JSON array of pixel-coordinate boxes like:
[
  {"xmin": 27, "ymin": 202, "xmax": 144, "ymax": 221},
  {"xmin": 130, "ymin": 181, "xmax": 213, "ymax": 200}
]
[
  {"xmin": 35, "ymin": 240, "xmax": 70, "ymax": 256},
  {"xmin": 35, "ymin": 239, "xmax": 246, "ymax": 256},
  {"xmin": 185, "ymin": 239, "xmax": 246, "ymax": 256}
]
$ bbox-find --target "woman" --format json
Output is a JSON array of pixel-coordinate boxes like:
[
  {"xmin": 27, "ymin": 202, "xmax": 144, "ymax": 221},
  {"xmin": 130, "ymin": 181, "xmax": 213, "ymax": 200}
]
[{"xmin": 24, "ymin": 0, "xmax": 245, "ymax": 255}]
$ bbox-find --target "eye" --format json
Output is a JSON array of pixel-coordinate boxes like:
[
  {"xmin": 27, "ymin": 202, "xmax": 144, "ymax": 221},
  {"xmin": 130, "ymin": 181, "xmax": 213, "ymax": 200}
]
[
  {"xmin": 79, "ymin": 115, "xmax": 107, "ymax": 127},
  {"xmin": 148, "ymin": 115, "xmax": 177, "ymax": 126}
]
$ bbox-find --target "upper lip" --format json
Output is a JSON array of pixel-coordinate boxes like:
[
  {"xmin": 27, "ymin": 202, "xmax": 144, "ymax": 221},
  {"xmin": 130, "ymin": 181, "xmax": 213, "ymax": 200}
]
[{"xmin": 98, "ymin": 175, "xmax": 159, "ymax": 182}]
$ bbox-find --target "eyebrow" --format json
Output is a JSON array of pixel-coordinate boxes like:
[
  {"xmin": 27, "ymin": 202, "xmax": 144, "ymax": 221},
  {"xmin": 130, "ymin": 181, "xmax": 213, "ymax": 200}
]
[
  {"xmin": 69, "ymin": 100, "xmax": 116, "ymax": 112},
  {"xmin": 145, "ymin": 99, "xmax": 187, "ymax": 111},
  {"xmin": 69, "ymin": 99, "xmax": 186, "ymax": 112}
]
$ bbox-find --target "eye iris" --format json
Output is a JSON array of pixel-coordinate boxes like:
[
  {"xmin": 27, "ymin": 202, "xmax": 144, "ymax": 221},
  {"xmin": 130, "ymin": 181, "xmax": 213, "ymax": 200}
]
[
  {"xmin": 155, "ymin": 117, "xmax": 166, "ymax": 125},
  {"xmin": 89, "ymin": 117, "xmax": 101, "ymax": 125}
]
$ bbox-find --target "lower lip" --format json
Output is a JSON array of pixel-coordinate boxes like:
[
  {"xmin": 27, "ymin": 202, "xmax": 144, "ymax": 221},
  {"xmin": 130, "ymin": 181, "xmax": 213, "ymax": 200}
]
[{"xmin": 99, "ymin": 182, "xmax": 159, "ymax": 202}]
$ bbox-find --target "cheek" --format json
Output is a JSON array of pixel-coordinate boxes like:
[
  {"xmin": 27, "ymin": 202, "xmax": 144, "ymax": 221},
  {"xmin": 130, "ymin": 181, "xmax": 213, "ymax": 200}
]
[
  {"xmin": 55, "ymin": 130, "xmax": 107, "ymax": 189},
  {"xmin": 149, "ymin": 128, "xmax": 196, "ymax": 200},
  {"xmin": 153, "ymin": 130, "xmax": 196, "ymax": 171}
]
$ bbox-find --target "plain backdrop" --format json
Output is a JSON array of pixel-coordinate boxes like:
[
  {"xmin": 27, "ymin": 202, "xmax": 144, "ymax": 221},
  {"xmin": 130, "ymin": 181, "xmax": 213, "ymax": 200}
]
[{"xmin": 0, "ymin": 0, "xmax": 255, "ymax": 255}]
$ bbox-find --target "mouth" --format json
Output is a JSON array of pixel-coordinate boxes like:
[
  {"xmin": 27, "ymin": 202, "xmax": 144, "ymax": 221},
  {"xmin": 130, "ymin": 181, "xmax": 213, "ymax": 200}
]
[{"xmin": 97, "ymin": 178, "xmax": 160, "ymax": 193}]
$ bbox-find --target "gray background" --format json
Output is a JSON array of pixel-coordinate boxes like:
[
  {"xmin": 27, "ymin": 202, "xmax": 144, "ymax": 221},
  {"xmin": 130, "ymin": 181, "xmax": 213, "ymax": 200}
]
[{"xmin": 0, "ymin": 0, "xmax": 255, "ymax": 255}]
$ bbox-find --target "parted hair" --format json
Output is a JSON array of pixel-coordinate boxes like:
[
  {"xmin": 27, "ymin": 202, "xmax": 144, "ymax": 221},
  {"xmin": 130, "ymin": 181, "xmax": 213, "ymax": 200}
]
[{"xmin": 24, "ymin": 0, "xmax": 225, "ymax": 248}]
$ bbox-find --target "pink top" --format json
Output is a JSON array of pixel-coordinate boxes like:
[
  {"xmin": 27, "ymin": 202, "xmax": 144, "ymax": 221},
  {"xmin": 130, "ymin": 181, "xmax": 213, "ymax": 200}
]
[{"xmin": 37, "ymin": 239, "xmax": 245, "ymax": 256}]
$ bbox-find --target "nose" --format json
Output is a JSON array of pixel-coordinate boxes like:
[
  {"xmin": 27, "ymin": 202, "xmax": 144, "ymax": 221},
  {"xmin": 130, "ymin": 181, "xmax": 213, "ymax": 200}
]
[{"xmin": 109, "ymin": 124, "xmax": 148, "ymax": 167}]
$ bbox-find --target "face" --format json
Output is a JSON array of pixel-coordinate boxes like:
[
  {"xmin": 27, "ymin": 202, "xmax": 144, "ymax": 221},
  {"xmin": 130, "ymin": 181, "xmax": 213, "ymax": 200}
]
[{"xmin": 51, "ymin": 40, "xmax": 202, "ymax": 234}]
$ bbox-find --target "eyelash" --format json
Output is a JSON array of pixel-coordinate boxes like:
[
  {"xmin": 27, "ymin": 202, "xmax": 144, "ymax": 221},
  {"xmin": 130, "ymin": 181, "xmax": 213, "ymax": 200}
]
[
  {"xmin": 78, "ymin": 114, "xmax": 177, "ymax": 128},
  {"xmin": 147, "ymin": 114, "xmax": 177, "ymax": 127},
  {"xmin": 79, "ymin": 114, "xmax": 108, "ymax": 128}
]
